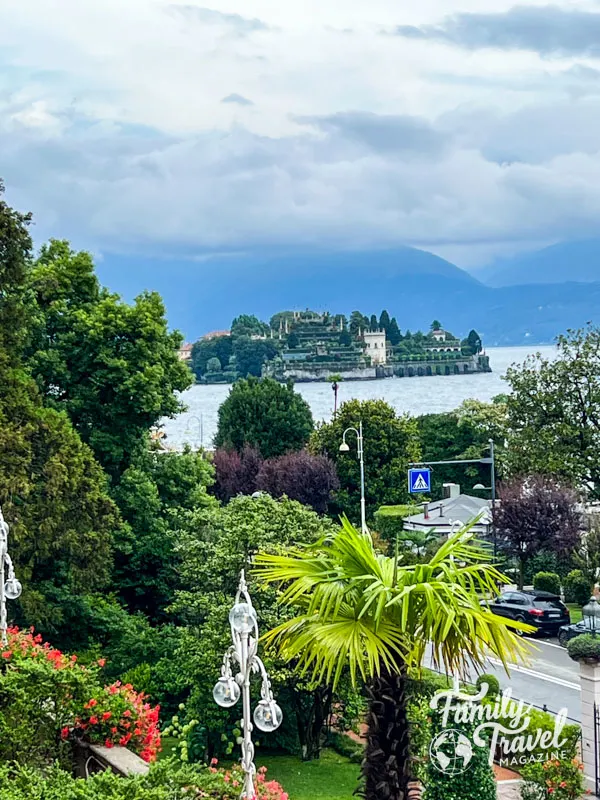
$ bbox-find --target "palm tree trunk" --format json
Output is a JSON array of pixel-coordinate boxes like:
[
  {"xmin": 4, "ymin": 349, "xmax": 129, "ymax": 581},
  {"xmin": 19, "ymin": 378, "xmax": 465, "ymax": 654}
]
[{"xmin": 360, "ymin": 662, "xmax": 410, "ymax": 800}]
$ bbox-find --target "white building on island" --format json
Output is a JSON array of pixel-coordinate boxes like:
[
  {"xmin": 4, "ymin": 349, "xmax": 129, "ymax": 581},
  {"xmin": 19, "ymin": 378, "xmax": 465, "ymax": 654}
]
[{"xmin": 362, "ymin": 329, "xmax": 387, "ymax": 365}]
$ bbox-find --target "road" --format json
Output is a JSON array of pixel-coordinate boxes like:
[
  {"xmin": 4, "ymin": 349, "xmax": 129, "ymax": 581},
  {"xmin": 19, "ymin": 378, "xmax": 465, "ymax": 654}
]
[{"xmin": 425, "ymin": 638, "xmax": 581, "ymax": 722}]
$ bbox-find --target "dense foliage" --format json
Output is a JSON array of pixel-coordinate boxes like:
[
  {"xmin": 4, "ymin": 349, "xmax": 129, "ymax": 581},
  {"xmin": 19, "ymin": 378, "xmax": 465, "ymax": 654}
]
[
  {"xmin": 310, "ymin": 399, "xmax": 421, "ymax": 524},
  {"xmin": 533, "ymin": 572, "xmax": 561, "ymax": 595},
  {"xmin": 215, "ymin": 377, "xmax": 314, "ymax": 458},
  {"xmin": 26, "ymin": 240, "xmax": 192, "ymax": 477},
  {"xmin": 505, "ymin": 326, "xmax": 600, "ymax": 494},
  {"xmin": 567, "ymin": 633, "xmax": 600, "ymax": 662},
  {"xmin": 563, "ymin": 569, "xmax": 592, "ymax": 606},
  {"xmin": 494, "ymin": 476, "xmax": 582, "ymax": 588},
  {"xmin": 0, "ymin": 760, "xmax": 289, "ymax": 800},
  {"xmin": 520, "ymin": 758, "xmax": 586, "ymax": 800}
]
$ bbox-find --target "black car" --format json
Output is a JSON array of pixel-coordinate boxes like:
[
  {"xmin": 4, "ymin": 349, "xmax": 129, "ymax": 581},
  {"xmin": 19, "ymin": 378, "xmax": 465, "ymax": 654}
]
[
  {"xmin": 482, "ymin": 590, "xmax": 571, "ymax": 636},
  {"xmin": 557, "ymin": 618, "xmax": 595, "ymax": 647}
]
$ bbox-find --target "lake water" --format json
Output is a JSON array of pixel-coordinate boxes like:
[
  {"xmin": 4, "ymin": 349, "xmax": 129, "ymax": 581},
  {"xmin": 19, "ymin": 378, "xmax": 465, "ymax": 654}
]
[{"xmin": 163, "ymin": 345, "xmax": 556, "ymax": 450}]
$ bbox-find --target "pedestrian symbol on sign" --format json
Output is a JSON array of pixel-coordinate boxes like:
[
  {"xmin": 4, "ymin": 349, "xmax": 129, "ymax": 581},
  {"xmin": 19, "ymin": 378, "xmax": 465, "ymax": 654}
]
[{"xmin": 408, "ymin": 468, "xmax": 431, "ymax": 494}]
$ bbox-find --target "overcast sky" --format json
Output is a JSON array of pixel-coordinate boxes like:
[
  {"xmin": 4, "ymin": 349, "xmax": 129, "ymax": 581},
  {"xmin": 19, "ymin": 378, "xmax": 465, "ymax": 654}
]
[{"xmin": 3, "ymin": 0, "xmax": 600, "ymax": 267}]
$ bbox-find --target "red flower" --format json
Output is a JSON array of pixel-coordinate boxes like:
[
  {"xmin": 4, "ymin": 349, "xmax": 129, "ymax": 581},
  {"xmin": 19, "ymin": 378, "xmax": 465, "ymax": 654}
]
[
  {"xmin": 102, "ymin": 711, "xmax": 112, "ymax": 721},
  {"xmin": 88, "ymin": 699, "xmax": 98, "ymax": 708},
  {"xmin": 97, "ymin": 658, "xmax": 106, "ymax": 667},
  {"xmin": 1, "ymin": 651, "xmax": 11, "ymax": 659},
  {"xmin": 61, "ymin": 727, "xmax": 70, "ymax": 740},
  {"xmin": 104, "ymin": 740, "xmax": 114, "ymax": 749},
  {"xmin": 90, "ymin": 716, "xmax": 98, "ymax": 725}
]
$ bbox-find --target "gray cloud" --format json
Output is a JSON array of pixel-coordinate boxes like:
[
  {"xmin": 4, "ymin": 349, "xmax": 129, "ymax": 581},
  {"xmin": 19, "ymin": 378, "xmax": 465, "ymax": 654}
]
[
  {"xmin": 395, "ymin": 6, "xmax": 600, "ymax": 57},
  {"xmin": 294, "ymin": 111, "xmax": 448, "ymax": 156},
  {"xmin": 221, "ymin": 93, "xmax": 254, "ymax": 106},
  {"xmin": 168, "ymin": 5, "xmax": 269, "ymax": 33}
]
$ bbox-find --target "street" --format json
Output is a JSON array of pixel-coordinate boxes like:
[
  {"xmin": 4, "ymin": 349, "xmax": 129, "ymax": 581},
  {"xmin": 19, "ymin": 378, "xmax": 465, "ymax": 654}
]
[{"xmin": 425, "ymin": 638, "xmax": 581, "ymax": 722}]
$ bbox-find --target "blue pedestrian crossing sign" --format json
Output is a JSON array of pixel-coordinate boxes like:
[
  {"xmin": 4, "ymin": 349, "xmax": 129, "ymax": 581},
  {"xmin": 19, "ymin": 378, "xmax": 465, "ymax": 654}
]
[{"xmin": 408, "ymin": 468, "xmax": 431, "ymax": 494}]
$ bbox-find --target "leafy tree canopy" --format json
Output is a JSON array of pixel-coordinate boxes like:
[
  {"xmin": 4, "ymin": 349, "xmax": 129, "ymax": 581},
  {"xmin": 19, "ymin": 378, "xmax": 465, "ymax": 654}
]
[
  {"xmin": 191, "ymin": 336, "xmax": 233, "ymax": 379},
  {"xmin": 309, "ymin": 399, "xmax": 421, "ymax": 524},
  {"xmin": 26, "ymin": 240, "xmax": 192, "ymax": 477},
  {"xmin": 231, "ymin": 314, "xmax": 269, "ymax": 338},
  {"xmin": 505, "ymin": 326, "xmax": 600, "ymax": 493},
  {"xmin": 233, "ymin": 336, "xmax": 278, "ymax": 378},
  {"xmin": 215, "ymin": 377, "xmax": 314, "ymax": 458}
]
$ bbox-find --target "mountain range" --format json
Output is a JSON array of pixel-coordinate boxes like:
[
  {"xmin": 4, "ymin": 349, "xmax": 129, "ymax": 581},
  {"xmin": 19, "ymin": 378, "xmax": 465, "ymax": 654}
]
[
  {"xmin": 478, "ymin": 239, "xmax": 600, "ymax": 287},
  {"xmin": 95, "ymin": 242, "xmax": 600, "ymax": 347}
]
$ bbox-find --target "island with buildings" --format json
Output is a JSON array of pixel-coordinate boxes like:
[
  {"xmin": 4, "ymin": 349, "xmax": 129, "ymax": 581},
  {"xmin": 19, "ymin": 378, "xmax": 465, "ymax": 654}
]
[{"xmin": 181, "ymin": 310, "xmax": 491, "ymax": 383}]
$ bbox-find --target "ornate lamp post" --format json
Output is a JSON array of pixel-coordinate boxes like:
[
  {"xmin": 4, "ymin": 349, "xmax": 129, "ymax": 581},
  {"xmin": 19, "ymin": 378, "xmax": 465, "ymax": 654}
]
[
  {"xmin": 213, "ymin": 571, "xmax": 282, "ymax": 799},
  {"xmin": 339, "ymin": 421, "xmax": 367, "ymax": 533},
  {"xmin": 0, "ymin": 506, "xmax": 22, "ymax": 647},
  {"xmin": 583, "ymin": 596, "xmax": 600, "ymax": 636}
]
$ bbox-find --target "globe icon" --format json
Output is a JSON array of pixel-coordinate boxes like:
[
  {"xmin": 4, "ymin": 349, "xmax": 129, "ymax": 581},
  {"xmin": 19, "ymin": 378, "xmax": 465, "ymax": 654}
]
[{"xmin": 429, "ymin": 729, "xmax": 473, "ymax": 775}]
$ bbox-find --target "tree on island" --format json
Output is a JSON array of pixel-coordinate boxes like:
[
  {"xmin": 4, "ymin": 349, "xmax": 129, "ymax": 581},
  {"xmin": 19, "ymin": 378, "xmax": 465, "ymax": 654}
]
[
  {"xmin": 369, "ymin": 314, "xmax": 378, "ymax": 331},
  {"xmin": 387, "ymin": 317, "xmax": 402, "ymax": 346},
  {"xmin": 287, "ymin": 331, "xmax": 300, "ymax": 349},
  {"xmin": 191, "ymin": 335, "xmax": 233, "ymax": 380},
  {"xmin": 215, "ymin": 377, "xmax": 314, "ymax": 458},
  {"xmin": 462, "ymin": 329, "xmax": 483, "ymax": 355},
  {"xmin": 379, "ymin": 309, "xmax": 391, "ymax": 332},
  {"xmin": 430, "ymin": 319, "xmax": 442, "ymax": 330},
  {"xmin": 494, "ymin": 475, "xmax": 582, "ymax": 588}
]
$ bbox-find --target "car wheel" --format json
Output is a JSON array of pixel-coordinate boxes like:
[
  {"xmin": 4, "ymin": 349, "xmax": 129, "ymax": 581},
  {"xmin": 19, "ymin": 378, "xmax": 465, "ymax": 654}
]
[
  {"xmin": 558, "ymin": 630, "xmax": 569, "ymax": 647},
  {"xmin": 515, "ymin": 615, "xmax": 527, "ymax": 636}
]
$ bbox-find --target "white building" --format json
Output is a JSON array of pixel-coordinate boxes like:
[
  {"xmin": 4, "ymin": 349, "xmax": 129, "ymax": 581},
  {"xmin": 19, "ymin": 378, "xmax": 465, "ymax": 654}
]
[{"xmin": 363, "ymin": 329, "xmax": 387, "ymax": 365}]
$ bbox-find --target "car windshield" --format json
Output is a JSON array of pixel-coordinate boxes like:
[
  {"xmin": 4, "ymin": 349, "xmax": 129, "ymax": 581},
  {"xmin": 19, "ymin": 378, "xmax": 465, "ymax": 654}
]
[{"xmin": 533, "ymin": 597, "xmax": 565, "ymax": 611}]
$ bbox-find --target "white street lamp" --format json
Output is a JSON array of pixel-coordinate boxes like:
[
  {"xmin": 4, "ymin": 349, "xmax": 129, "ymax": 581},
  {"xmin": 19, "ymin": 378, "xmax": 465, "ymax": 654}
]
[
  {"xmin": 213, "ymin": 571, "xmax": 282, "ymax": 799},
  {"xmin": 0, "ymin": 506, "xmax": 21, "ymax": 647},
  {"xmin": 339, "ymin": 421, "xmax": 367, "ymax": 533}
]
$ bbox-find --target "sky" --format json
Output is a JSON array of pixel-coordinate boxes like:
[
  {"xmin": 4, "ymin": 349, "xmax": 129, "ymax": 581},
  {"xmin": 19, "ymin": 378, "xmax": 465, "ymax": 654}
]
[{"xmin": 3, "ymin": 0, "xmax": 600, "ymax": 268}]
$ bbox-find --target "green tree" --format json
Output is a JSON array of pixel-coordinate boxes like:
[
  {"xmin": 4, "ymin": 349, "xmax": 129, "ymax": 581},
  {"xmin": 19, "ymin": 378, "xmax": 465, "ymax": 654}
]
[
  {"xmin": 430, "ymin": 319, "xmax": 442, "ymax": 330},
  {"xmin": 379, "ymin": 310, "xmax": 391, "ymax": 332},
  {"xmin": 369, "ymin": 314, "xmax": 378, "ymax": 331},
  {"xmin": 462, "ymin": 328, "xmax": 483, "ymax": 355},
  {"xmin": 113, "ymin": 446, "xmax": 216, "ymax": 620},
  {"xmin": 338, "ymin": 329, "xmax": 352, "ymax": 347},
  {"xmin": 387, "ymin": 317, "xmax": 401, "ymax": 346},
  {"xmin": 206, "ymin": 357, "xmax": 222, "ymax": 373},
  {"xmin": 233, "ymin": 336, "xmax": 278, "ymax": 377},
  {"xmin": 231, "ymin": 314, "xmax": 269, "ymax": 338},
  {"xmin": 287, "ymin": 331, "xmax": 300, "ymax": 349},
  {"xmin": 255, "ymin": 520, "xmax": 528, "ymax": 800},
  {"xmin": 215, "ymin": 377, "xmax": 314, "ymax": 458},
  {"xmin": 0, "ymin": 188, "xmax": 119, "ymax": 644},
  {"xmin": 310, "ymin": 399, "xmax": 421, "ymax": 524},
  {"xmin": 505, "ymin": 326, "xmax": 600, "ymax": 492},
  {"xmin": 26, "ymin": 240, "xmax": 192, "ymax": 477},
  {"xmin": 191, "ymin": 336, "xmax": 233, "ymax": 379},
  {"xmin": 349, "ymin": 311, "xmax": 367, "ymax": 336},
  {"xmin": 171, "ymin": 495, "xmax": 344, "ymax": 760}
]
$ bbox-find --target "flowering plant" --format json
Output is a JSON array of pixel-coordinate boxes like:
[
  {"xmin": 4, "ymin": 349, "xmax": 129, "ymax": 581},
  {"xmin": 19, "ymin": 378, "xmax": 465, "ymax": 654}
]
[
  {"xmin": 0, "ymin": 627, "xmax": 161, "ymax": 764},
  {"xmin": 521, "ymin": 757, "xmax": 588, "ymax": 800},
  {"xmin": 73, "ymin": 681, "xmax": 161, "ymax": 762},
  {"xmin": 198, "ymin": 760, "xmax": 288, "ymax": 800}
]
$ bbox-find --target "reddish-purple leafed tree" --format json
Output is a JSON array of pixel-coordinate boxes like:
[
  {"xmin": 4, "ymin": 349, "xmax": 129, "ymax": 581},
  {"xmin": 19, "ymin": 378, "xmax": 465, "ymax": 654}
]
[
  {"xmin": 494, "ymin": 475, "xmax": 583, "ymax": 588},
  {"xmin": 212, "ymin": 445, "xmax": 263, "ymax": 502},
  {"xmin": 256, "ymin": 450, "xmax": 340, "ymax": 514}
]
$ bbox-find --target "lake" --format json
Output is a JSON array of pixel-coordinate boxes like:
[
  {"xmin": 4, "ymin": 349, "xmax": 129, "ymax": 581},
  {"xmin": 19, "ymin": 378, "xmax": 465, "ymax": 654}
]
[{"xmin": 162, "ymin": 345, "xmax": 556, "ymax": 450}]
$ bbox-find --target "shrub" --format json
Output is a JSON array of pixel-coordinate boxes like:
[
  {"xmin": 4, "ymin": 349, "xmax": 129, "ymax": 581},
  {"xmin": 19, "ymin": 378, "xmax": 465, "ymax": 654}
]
[
  {"xmin": 489, "ymin": 703, "xmax": 580, "ymax": 766},
  {"xmin": 563, "ymin": 570, "xmax": 592, "ymax": 606},
  {"xmin": 520, "ymin": 757, "xmax": 585, "ymax": 800},
  {"xmin": 327, "ymin": 731, "xmax": 364, "ymax": 764},
  {"xmin": 567, "ymin": 633, "xmax": 600, "ymax": 663},
  {"xmin": 533, "ymin": 572, "xmax": 561, "ymax": 596},
  {"xmin": 0, "ymin": 759, "xmax": 289, "ymax": 800},
  {"xmin": 373, "ymin": 505, "xmax": 419, "ymax": 542},
  {"xmin": 0, "ymin": 627, "xmax": 161, "ymax": 766},
  {"xmin": 256, "ymin": 450, "xmax": 340, "ymax": 514},
  {"xmin": 476, "ymin": 673, "xmax": 500, "ymax": 698}
]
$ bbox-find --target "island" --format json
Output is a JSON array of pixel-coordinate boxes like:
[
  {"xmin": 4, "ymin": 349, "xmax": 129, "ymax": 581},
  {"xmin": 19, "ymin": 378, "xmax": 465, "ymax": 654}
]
[{"xmin": 182, "ymin": 310, "xmax": 491, "ymax": 383}]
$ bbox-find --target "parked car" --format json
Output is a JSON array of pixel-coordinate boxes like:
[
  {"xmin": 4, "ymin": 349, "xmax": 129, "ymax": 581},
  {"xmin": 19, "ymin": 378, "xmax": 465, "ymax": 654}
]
[
  {"xmin": 481, "ymin": 590, "xmax": 570, "ymax": 637},
  {"xmin": 557, "ymin": 618, "xmax": 595, "ymax": 647}
]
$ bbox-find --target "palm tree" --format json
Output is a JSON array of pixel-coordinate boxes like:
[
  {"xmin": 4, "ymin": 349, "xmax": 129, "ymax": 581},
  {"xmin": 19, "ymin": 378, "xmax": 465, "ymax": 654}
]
[{"xmin": 254, "ymin": 518, "xmax": 530, "ymax": 800}]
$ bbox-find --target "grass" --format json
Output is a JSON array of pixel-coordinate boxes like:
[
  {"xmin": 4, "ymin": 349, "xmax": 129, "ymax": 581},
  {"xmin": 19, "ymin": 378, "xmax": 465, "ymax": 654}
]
[
  {"xmin": 259, "ymin": 750, "xmax": 361, "ymax": 800},
  {"xmin": 567, "ymin": 603, "xmax": 583, "ymax": 623}
]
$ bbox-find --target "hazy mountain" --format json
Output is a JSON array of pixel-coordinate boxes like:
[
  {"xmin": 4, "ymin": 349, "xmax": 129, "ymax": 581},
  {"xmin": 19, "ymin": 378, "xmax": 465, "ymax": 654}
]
[
  {"xmin": 95, "ymin": 246, "xmax": 600, "ymax": 346},
  {"xmin": 478, "ymin": 239, "xmax": 600, "ymax": 287}
]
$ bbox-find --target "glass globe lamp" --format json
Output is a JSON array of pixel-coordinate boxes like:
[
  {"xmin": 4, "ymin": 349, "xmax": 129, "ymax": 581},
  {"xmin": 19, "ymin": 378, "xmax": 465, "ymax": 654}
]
[
  {"xmin": 253, "ymin": 700, "xmax": 283, "ymax": 732},
  {"xmin": 213, "ymin": 677, "xmax": 240, "ymax": 707},
  {"xmin": 4, "ymin": 578, "xmax": 21, "ymax": 600},
  {"xmin": 229, "ymin": 603, "xmax": 257, "ymax": 634}
]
